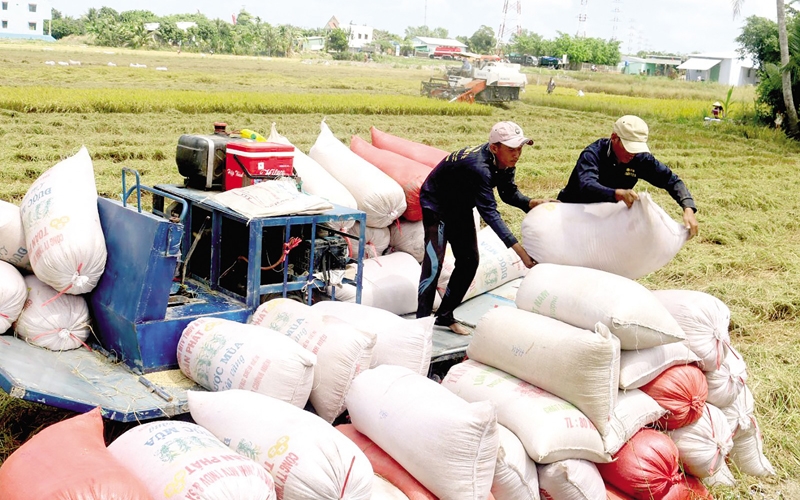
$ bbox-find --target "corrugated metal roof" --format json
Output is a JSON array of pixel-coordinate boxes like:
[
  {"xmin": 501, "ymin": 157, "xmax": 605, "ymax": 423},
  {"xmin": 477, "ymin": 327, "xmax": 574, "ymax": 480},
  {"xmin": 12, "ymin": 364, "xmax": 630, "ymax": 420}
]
[
  {"xmin": 413, "ymin": 36, "xmax": 467, "ymax": 47},
  {"xmin": 677, "ymin": 58, "xmax": 721, "ymax": 70}
]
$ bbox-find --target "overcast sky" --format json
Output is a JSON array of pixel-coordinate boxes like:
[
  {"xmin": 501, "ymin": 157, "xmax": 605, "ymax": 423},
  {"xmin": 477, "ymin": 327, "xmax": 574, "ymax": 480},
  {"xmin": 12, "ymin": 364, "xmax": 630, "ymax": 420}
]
[{"xmin": 52, "ymin": 0, "xmax": 778, "ymax": 55}]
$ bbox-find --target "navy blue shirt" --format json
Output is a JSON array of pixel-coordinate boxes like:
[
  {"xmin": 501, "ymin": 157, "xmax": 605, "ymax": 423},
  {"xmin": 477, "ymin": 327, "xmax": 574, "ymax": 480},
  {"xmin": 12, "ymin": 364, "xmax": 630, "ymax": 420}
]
[
  {"xmin": 419, "ymin": 143, "xmax": 531, "ymax": 247},
  {"xmin": 558, "ymin": 138, "xmax": 697, "ymax": 212}
]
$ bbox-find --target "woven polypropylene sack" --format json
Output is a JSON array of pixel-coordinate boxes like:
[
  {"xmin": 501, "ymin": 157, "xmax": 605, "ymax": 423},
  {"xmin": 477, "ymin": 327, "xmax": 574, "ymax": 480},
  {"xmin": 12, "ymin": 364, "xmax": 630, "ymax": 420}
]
[
  {"xmin": 20, "ymin": 146, "xmax": 106, "ymax": 294},
  {"xmin": 177, "ymin": 317, "xmax": 315, "ymax": 407},
  {"xmin": 618, "ymin": 342, "xmax": 702, "ymax": 390},
  {"xmin": 661, "ymin": 475, "xmax": 713, "ymax": 500},
  {"xmin": 467, "ymin": 307, "xmax": 620, "ymax": 437},
  {"xmin": 704, "ymin": 346, "xmax": 747, "ymax": 408},
  {"xmin": 268, "ymin": 123, "xmax": 358, "ymax": 213},
  {"xmin": 373, "ymin": 475, "xmax": 414, "ymax": 500},
  {"xmin": 520, "ymin": 193, "xmax": 687, "ymax": 279},
  {"xmin": 13, "ymin": 274, "xmax": 90, "ymax": 350},
  {"xmin": 652, "ymin": 289, "xmax": 731, "ymax": 371},
  {"xmin": 250, "ymin": 298, "xmax": 375, "ymax": 422},
  {"xmin": 515, "ymin": 263, "xmax": 686, "ymax": 350},
  {"xmin": 0, "ymin": 200, "xmax": 31, "ymax": 271},
  {"xmin": 603, "ymin": 389, "xmax": 667, "ymax": 456},
  {"xmin": 668, "ymin": 403, "xmax": 733, "ymax": 479},
  {"xmin": 189, "ymin": 390, "xmax": 373, "ymax": 500},
  {"xmin": 491, "ymin": 425, "xmax": 540, "ymax": 500},
  {"xmin": 596, "ymin": 429, "xmax": 682, "ymax": 500},
  {"xmin": 351, "ymin": 135, "xmax": 430, "ymax": 221},
  {"xmin": 0, "ymin": 408, "xmax": 151, "ymax": 500},
  {"xmin": 313, "ymin": 300, "xmax": 433, "ymax": 375},
  {"xmin": 370, "ymin": 126, "xmax": 447, "ymax": 169},
  {"xmin": 729, "ymin": 417, "xmax": 776, "ymax": 477},
  {"xmin": 438, "ymin": 226, "xmax": 529, "ymax": 301},
  {"xmin": 309, "ymin": 120, "xmax": 406, "ymax": 228},
  {"xmin": 537, "ymin": 460, "xmax": 605, "ymax": 500},
  {"xmin": 352, "ymin": 225, "xmax": 391, "ymax": 259},
  {"xmin": 0, "ymin": 261, "xmax": 27, "ymax": 334},
  {"xmin": 346, "ymin": 365, "xmax": 498, "ymax": 500},
  {"xmin": 443, "ymin": 359, "xmax": 609, "ymax": 464},
  {"xmin": 336, "ymin": 424, "xmax": 437, "ymax": 500},
  {"xmin": 720, "ymin": 383, "xmax": 755, "ymax": 435},
  {"xmin": 640, "ymin": 364, "xmax": 708, "ymax": 430},
  {"xmin": 108, "ymin": 420, "xmax": 276, "ymax": 500},
  {"xmin": 388, "ymin": 218, "xmax": 424, "ymax": 262}
]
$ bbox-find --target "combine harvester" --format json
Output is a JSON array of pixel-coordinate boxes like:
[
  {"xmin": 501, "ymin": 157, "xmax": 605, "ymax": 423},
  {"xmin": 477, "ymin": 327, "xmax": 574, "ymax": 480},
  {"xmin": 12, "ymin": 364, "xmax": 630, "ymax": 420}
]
[{"xmin": 421, "ymin": 55, "xmax": 528, "ymax": 104}]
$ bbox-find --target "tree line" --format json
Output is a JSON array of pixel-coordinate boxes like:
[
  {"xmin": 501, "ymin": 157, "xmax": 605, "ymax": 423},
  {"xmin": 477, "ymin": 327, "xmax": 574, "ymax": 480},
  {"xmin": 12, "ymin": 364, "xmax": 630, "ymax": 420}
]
[{"xmin": 47, "ymin": 8, "xmax": 621, "ymax": 65}]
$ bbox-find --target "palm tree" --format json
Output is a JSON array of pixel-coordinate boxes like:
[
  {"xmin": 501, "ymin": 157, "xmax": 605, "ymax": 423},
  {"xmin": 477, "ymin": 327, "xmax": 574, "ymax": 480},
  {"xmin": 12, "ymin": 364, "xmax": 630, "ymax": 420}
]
[{"xmin": 733, "ymin": 0, "xmax": 798, "ymax": 135}]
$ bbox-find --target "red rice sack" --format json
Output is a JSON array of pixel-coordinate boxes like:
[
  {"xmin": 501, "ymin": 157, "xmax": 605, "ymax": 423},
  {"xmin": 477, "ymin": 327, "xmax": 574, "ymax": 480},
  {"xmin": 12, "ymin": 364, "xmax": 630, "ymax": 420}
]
[
  {"xmin": 0, "ymin": 200, "xmax": 31, "ymax": 271},
  {"xmin": 20, "ymin": 146, "xmax": 107, "ymax": 294},
  {"xmin": 188, "ymin": 390, "xmax": 373, "ymax": 500},
  {"xmin": 177, "ymin": 317, "xmax": 315, "ymax": 407},
  {"xmin": 108, "ymin": 420, "xmax": 276, "ymax": 500},
  {"xmin": 336, "ymin": 424, "xmax": 436, "ymax": 500},
  {"xmin": 596, "ymin": 429, "xmax": 682, "ymax": 500},
  {"xmin": 640, "ymin": 364, "xmax": 708, "ymax": 430},
  {"xmin": 351, "ymin": 135, "xmax": 430, "ymax": 221},
  {"xmin": 0, "ymin": 408, "xmax": 151, "ymax": 500},
  {"xmin": 652, "ymin": 289, "xmax": 731, "ymax": 371},
  {"xmin": 370, "ymin": 126, "xmax": 448, "ymax": 169},
  {"xmin": 515, "ymin": 263, "xmax": 686, "ymax": 350},
  {"xmin": 661, "ymin": 475, "xmax": 713, "ymax": 500},
  {"xmin": 0, "ymin": 261, "xmax": 27, "ymax": 334},
  {"xmin": 668, "ymin": 403, "xmax": 733, "ymax": 479},
  {"xmin": 13, "ymin": 274, "xmax": 91, "ymax": 351},
  {"xmin": 538, "ymin": 460, "xmax": 605, "ymax": 500}
]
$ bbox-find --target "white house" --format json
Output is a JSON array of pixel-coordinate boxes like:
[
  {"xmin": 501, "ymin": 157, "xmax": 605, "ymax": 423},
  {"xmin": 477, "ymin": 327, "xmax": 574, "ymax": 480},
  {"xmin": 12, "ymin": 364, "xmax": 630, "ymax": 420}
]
[
  {"xmin": 0, "ymin": 0, "xmax": 54, "ymax": 40},
  {"xmin": 677, "ymin": 51, "xmax": 757, "ymax": 86},
  {"xmin": 345, "ymin": 23, "xmax": 373, "ymax": 50},
  {"xmin": 411, "ymin": 36, "xmax": 467, "ymax": 55}
]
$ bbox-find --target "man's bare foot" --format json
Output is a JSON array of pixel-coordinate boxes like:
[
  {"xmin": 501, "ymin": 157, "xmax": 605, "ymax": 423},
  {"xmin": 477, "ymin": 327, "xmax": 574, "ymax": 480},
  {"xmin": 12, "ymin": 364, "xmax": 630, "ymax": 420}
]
[{"xmin": 448, "ymin": 322, "xmax": 470, "ymax": 335}]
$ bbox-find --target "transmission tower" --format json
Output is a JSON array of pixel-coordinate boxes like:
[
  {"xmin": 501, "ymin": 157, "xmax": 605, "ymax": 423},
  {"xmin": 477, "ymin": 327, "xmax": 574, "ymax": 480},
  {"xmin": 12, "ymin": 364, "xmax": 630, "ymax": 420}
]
[
  {"xmin": 498, "ymin": 0, "xmax": 522, "ymax": 45},
  {"xmin": 576, "ymin": 0, "xmax": 588, "ymax": 38},
  {"xmin": 611, "ymin": 0, "xmax": 622, "ymax": 41}
]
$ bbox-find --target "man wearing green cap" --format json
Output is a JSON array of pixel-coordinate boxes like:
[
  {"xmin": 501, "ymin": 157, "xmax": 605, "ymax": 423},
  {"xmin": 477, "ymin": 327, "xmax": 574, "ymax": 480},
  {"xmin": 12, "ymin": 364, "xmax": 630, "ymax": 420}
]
[{"xmin": 557, "ymin": 115, "xmax": 699, "ymax": 238}]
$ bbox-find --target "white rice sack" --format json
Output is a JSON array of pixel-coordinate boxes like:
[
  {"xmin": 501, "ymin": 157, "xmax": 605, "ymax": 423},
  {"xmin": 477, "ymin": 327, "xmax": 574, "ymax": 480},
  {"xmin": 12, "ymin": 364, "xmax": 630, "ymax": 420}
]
[
  {"xmin": 107, "ymin": 420, "xmax": 276, "ymax": 500},
  {"xmin": 515, "ymin": 263, "xmax": 686, "ymax": 350},
  {"xmin": 354, "ymin": 225, "xmax": 390, "ymax": 259},
  {"xmin": 188, "ymin": 390, "xmax": 373, "ymax": 500},
  {"xmin": 388, "ymin": 219, "xmax": 424, "ymax": 262},
  {"xmin": 14, "ymin": 274, "xmax": 90, "ymax": 351},
  {"xmin": 652, "ymin": 289, "xmax": 731, "ymax": 371},
  {"xmin": 537, "ymin": 460, "xmax": 605, "ymax": 500},
  {"xmin": 467, "ymin": 307, "xmax": 620, "ymax": 437},
  {"xmin": 705, "ymin": 346, "xmax": 747, "ymax": 408},
  {"xmin": 701, "ymin": 461, "xmax": 736, "ymax": 488},
  {"xmin": 250, "ymin": 298, "xmax": 375, "ymax": 422},
  {"xmin": 328, "ymin": 252, "xmax": 423, "ymax": 315},
  {"xmin": 312, "ymin": 301, "xmax": 433, "ymax": 375},
  {"xmin": 729, "ymin": 417, "xmax": 775, "ymax": 477},
  {"xmin": 346, "ymin": 365, "xmax": 498, "ymax": 500},
  {"xmin": 371, "ymin": 475, "xmax": 410, "ymax": 500},
  {"xmin": 721, "ymin": 384, "xmax": 755, "ymax": 435},
  {"xmin": 442, "ymin": 360, "xmax": 608, "ymax": 464},
  {"xmin": 20, "ymin": 146, "xmax": 107, "ymax": 294},
  {"xmin": 268, "ymin": 123, "xmax": 358, "ymax": 215},
  {"xmin": 618, "ymin": 342, "xmax": 701, "ymax": 390},
  {"xmin": 0, "ymin": 261, "xmax": 27, "ymax": 334},
  {"xmin": 521, "ymin": 193, "xmax": 687, "ymax": 280},
  {"xmin": 309, "ymin": 120, "xmax": 406, "ymax": 228},
  {"xmin": 492, "ymin": 425, "xmax": 540, "ymax": 500},
  {"xmin": 603, "ymin": 389, "xmax": 666, "ymax": 455},
  {"xmin": 176, "ymin": 317, "xmax": 315, "ymax": 407},
  {"xmin": 437, "ymin": 227, "xmax": 529, "ymax": 301},
  {"xmin": 0, "ymin": 200, "xmax": 31, "ymax": 270},
  {"xmin": 668, "ymin": 403, "xmax": 733, "ymax": 478}
]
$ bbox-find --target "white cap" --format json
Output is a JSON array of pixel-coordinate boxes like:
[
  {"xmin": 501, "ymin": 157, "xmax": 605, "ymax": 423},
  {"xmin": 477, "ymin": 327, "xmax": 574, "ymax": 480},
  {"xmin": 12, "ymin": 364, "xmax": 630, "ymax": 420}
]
[
  {"xmin": 489, "ymin": 121, "xmax": 534, "ymax": 148},
  {"xmin": 612, "ymin": 115, "xmax": 650, "ymax": 154}
]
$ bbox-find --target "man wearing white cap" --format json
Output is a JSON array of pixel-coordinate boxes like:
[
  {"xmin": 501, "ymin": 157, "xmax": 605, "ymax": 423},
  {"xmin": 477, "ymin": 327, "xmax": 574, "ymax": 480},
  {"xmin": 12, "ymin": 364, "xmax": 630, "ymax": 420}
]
[
  {"xmin": 557, "ymin": 115, "xmax": 699, "ymax": 237},
  {"xmin": 417, "ymin": 121, "xmax": 549, "ymax": 335}
]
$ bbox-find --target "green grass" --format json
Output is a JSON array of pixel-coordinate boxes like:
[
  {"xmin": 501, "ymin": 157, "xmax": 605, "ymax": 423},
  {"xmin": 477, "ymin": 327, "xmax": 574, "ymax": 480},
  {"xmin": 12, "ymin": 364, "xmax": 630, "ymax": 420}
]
[{"xmin": 1, "ymin": 41, "xmax": 799, "ymax": 498}]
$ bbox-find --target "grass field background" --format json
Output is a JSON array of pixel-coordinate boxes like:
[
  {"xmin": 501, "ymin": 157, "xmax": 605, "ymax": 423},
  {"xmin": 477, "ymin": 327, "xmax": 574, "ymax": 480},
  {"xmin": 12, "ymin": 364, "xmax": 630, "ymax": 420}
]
[{"xmin": 1, "ymin": 41, "xmax": 799, "ymax": 498}]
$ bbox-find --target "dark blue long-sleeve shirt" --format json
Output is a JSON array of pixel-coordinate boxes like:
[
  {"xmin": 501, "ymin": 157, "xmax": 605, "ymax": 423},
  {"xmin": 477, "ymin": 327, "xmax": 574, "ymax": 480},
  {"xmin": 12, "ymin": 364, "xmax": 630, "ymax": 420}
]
[
  {"xmin": 419, "ymin": 143, "xmax": 531, "ymax": 247},
  {"xmin": 557, "ymin": 138, "xmax": 697, "ymax": 212}
]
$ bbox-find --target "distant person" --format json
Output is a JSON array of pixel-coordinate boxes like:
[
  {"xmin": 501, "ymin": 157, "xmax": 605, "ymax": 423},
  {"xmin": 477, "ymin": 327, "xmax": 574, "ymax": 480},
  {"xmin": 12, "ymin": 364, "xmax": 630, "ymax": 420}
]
[
  {"xmin": 547, "ymin": 77, "xmax": 556, "ymax": 94},
  {"xmin": 557, "ymin": 115, "xmax": 699, "ymax": 238},
  {"xmin": 417, "ymin": 122, "xmax": 552, "ymax": 334},
  {"xmin": 712, "ymin": 101, "xmax": 724, "ymax": 119},
  {"xmin": 461, "ymin": 57, "xmax": 472, "ymax": 76},
  {"xmin": 775, "ymin": 112, "xmax": 784, "ymax": 130}
]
